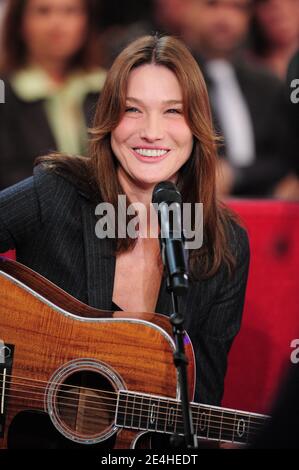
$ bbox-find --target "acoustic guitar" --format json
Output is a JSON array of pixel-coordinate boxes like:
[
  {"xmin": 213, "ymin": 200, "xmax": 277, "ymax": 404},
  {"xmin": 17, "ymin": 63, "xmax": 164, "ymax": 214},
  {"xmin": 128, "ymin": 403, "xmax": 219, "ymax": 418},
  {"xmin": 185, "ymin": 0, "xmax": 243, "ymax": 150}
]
[{"xmin": 0, "ymin": 257, "xmax": 268, "ymax": 449}]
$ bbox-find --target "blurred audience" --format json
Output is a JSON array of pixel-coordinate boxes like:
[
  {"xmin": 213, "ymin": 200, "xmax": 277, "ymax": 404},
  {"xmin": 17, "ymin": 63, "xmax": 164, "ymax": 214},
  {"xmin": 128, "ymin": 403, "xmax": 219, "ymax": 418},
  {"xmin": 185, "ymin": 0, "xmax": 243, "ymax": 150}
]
[
  {"xmin": 249, "ymin": 0, "xmax": 299, "ymax": 80},
  {"xmin": 96, "ymin": 0, "xmax": 152, "ymax": 68},
  {"xmin": 0, "ymin": 0, "xmax": 7, "ymax": 39},
  {"xmin": 152, "ymin": 0, "xmax": 191, "ymax": 36},
  {"xmin": 178, "ymin": 0, "xmax": 298, "ymax": 198},
  {"xmin": 282, "ymin": 49, "xmax": 299, "ymax": 196},
  {"xmin": 1, "ymin": 0, "xmax": 298, "ymax": 198},
  {"xmin": 0, "ymin": 0, "xmax": 106, "ymax": 190},
  {"xmin": 97, "ymin": 0, "xmax": 191, "ymax": 69}
]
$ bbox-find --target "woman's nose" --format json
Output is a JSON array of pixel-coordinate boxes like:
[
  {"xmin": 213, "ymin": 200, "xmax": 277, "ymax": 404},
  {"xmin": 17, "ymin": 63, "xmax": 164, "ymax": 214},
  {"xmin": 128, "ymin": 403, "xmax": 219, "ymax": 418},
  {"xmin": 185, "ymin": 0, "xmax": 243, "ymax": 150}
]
[{"xmin": 139, "ymin": 114, "xmax": 164, "ymax": 142}]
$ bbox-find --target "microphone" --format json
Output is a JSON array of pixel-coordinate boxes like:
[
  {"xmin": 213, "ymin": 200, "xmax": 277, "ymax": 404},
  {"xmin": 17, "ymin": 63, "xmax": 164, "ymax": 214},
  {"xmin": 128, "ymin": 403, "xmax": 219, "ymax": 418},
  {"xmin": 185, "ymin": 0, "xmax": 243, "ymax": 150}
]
[{"xmin": 152, "ymin": 181, "xmax": 189, "ymax": 296}]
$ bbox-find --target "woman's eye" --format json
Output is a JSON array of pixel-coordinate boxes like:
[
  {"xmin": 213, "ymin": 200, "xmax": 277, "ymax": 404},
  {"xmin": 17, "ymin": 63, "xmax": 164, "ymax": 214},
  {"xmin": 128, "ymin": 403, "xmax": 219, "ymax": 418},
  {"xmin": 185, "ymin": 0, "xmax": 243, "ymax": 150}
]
[
  {"xmin": 125, "ymin": 107, "xmax": 140, "ymax": 113},
  {"xmin": 33, "ymin": 6, "xmax": 51, "ymax": 15},
  {"xmin": 166, "ymin": 108, "xmax": 182, "ymax": 114}
]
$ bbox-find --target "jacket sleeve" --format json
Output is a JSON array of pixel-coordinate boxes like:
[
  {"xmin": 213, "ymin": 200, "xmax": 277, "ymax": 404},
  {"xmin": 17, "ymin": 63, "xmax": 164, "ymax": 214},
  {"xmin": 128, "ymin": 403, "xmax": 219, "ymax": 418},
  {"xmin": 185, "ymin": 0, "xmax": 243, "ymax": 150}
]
[
  {"xmin": 0, "ymin": 166, "xmax": 55, "ymax": 253},
  {"xmin": 194, "ymin": 223, "xmax": 250, "ymax": 406}
]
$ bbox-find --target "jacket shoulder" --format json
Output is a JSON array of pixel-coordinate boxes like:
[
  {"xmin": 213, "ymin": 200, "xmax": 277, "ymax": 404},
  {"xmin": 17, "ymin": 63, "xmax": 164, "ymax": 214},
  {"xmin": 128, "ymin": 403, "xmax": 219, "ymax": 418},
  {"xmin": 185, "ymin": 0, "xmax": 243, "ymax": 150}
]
[{"xmin": 33, "ymin": 163, "xmax": 81, "ymax": 223}]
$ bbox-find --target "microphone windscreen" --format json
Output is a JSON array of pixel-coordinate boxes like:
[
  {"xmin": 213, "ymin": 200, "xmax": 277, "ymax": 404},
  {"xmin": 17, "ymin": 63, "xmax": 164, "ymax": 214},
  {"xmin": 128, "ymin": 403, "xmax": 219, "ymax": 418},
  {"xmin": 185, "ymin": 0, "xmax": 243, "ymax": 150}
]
[{"xmin": 152, "ymin": 181, "xmax": 182, "ymax": 206}]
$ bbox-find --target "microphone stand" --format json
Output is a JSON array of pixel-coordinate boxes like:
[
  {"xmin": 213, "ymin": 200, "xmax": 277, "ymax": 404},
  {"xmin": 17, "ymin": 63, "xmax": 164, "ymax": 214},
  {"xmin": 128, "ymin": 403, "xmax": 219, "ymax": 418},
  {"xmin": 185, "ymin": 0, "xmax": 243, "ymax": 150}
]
[
  {"xmin": 162, "ymin": 238, "xmax": 198, "ymax": 450},
  {"xmin": 152, "ymin": 186, "xmax": 198, "ymax": 449}
]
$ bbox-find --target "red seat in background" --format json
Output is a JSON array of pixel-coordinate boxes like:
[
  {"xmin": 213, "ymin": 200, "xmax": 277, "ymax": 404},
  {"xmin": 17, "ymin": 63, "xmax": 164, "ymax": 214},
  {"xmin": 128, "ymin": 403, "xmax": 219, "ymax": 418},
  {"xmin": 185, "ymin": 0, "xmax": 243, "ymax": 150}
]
[
  {"xmin": 0, "ymin": 249, "xmax": 16, "ymax": 260},
  {"xmin": 223, "ymin": 199, "xmax": 299, "ymax": 414},
  {"xmin": 1, "ymin": 200, "xmax": 299, "ymax": 414}
]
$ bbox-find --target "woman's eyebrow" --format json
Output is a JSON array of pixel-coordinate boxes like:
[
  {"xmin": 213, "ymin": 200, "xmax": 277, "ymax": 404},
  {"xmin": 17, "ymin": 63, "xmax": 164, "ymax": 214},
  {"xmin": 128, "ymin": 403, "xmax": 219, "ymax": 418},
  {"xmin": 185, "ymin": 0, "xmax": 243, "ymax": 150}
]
[{"xmin": 126, "ymin": 97, "xmax": 183, "ymax": 105}]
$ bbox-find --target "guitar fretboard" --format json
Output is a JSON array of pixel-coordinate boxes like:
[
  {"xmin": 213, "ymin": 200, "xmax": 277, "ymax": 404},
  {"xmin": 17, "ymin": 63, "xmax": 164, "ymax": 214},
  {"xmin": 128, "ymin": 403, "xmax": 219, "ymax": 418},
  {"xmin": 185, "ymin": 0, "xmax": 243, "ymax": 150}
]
[{"xmin": 116, "ymin": 390, "xmax": 269, "ymax": 445}]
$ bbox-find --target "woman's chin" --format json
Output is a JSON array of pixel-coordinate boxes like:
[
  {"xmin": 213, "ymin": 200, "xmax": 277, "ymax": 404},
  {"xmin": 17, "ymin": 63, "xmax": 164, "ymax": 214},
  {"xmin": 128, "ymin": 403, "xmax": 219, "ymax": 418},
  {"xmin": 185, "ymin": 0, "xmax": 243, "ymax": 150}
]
[
  {"xmin": 134, "ymin": 178, "xmax": 162, "ymax": 189},
  {"xmin": 134, "ymin": 170, "xmax": 177, "ymax": 188}
]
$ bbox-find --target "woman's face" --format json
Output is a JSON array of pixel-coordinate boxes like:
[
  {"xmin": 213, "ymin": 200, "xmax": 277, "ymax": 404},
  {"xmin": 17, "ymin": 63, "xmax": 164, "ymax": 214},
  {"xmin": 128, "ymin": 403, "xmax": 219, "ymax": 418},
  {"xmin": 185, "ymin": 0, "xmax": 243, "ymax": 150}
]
[
  {"xmin": 22, "ymin": 0, "xmax": 88, "ymax": 64},
  {"xmin": 111, "ymin": 64, "xmax": 194, "ymax": 190}
]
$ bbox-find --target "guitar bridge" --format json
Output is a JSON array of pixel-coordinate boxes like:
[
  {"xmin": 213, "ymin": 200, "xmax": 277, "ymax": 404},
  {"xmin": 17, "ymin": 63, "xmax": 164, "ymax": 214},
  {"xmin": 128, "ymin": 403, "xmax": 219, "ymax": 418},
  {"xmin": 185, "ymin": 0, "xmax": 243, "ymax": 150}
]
[{"xmin": 0, "ymin": 340, "xmax": 14, "ymax": 437}]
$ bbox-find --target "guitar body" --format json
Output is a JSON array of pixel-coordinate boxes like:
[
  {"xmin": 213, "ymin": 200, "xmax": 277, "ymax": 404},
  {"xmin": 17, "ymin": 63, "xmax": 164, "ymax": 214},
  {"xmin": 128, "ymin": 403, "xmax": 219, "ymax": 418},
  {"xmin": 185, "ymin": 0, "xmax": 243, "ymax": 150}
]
[{"xmin": 0, "ymin": 257, "xmax": 195, "ymax": 449}]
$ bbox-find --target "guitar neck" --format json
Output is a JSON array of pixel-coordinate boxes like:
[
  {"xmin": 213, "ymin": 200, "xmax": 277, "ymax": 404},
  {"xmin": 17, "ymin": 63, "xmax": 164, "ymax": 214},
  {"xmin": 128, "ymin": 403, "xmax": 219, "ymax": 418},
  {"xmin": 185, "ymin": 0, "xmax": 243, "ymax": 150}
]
[{"xmin": 116, "ymin": 390, "xmax": 269, "ymax": 445}]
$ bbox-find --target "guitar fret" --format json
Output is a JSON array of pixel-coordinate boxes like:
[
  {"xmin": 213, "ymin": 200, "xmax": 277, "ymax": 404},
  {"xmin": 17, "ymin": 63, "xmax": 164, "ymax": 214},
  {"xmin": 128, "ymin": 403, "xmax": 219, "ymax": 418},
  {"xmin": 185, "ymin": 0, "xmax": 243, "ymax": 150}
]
[
  {"xmin": 247, "ymin": 415, "xmax": 266, "ymax": 441},
  {"xmin": 219, "ymin": 409, "xmax": 223, "ymax": 441},
  {"xmin": 175, "ymin": 402, "xmax": 180, "ymax": 435},
  {"xmin": 146, "ymin": 396, "xmax": 151, "ymax": 430},
  {"xmin": 221, "ymin": 411, "xmax": 237, "ymax": 443},
  {"xmin": 156, "ymin": 398, "xmax": 165, "ymax": 431},
  {"xmin": 148, "ymin": 397, "xmax": 158, "ymax": 431},
  {"xmin": 235, "ymin": 413, "xmax": 250, "ymax": 444},
  {"xmin": 164, "ymin": 399, "xmax": 169, "ymax": 433},
  {"xmin": 141, "ymin": 396, "xmax": 150, "ymax": 431},
  {"xmin": 165, "ymin": 401, "xmax": 176, "ymax": 434},
  {"xmin": 130, "ymin": 393, "xmax": 136, "ymax": 429},
  {"xmin": 138, "ymin": 395, "xmax": 143, "ymax": 430},
  {"xmin": 207, "ymin": 408, "xmax": 223, "ymax": 440},
  {"xmin": 132, "ymin": 394, "xmax": 143, "ymax": 429},
  {"xmin": 246, "ymin": 415, "xmax": 251, "ymax": 445},
  {"xmin": 124, "ymin": 391, "xmax": 129, "ymax": 428},
  {"xmin": 140, "ymin": 396, "xmax": 150, "ymax": 430},
  {"xmin": 194, "ymin": 404, "xmax": 199, "ymax": 438},
  {"xmin": 115, "ymin": 391, "xmax": 269, "ymax": 447},
  {"xmin": 232, "ymin": 412, "xmax": 237, "ymax": 443},
  {"xmin": 115, "ymin": 391, "xmax": 126, "ymax": 427},
  {"xmin": 206, "ymin": 408, "xmax": 211, "ymax": 439},
  {"xmin": 196, "ymin": 406, "xmax": 210, "ymax": 439}
]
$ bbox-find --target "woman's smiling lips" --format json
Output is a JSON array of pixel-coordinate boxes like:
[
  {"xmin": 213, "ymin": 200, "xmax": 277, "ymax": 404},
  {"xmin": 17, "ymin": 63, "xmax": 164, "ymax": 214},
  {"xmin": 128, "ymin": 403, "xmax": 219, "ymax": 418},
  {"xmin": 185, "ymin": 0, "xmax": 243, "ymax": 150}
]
[{"xmin": 131, "ymin": 146, "xmax": 171, "ymax": 163}]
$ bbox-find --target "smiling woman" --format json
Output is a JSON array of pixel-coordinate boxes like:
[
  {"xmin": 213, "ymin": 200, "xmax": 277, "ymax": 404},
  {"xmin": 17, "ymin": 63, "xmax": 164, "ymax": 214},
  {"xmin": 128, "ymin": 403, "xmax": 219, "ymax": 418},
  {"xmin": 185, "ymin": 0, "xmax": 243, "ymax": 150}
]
[
  {"xmin": 0, "ymin": 35, "xmax": 250, "ymax": 447},
  {"xmin": 36, "ymin": 34, "xmax": 237, "ymax": 281}
]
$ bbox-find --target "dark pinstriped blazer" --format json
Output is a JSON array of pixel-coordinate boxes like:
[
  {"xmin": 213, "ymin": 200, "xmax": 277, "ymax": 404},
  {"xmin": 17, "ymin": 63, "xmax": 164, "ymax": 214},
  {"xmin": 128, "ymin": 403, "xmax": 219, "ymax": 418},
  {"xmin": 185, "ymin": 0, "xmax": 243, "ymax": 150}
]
[{"xmin": 0, "ymin": 164, "xmax": 250, "ymax": 406}]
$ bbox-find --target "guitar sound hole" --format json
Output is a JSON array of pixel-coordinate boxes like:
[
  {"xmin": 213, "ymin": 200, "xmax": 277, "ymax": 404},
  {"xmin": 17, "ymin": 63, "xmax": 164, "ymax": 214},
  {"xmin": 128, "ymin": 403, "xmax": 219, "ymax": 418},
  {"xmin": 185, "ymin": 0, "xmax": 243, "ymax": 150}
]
[{"xmin": 54, "ymin": 370, "xmax": 116, "ymax": 442}]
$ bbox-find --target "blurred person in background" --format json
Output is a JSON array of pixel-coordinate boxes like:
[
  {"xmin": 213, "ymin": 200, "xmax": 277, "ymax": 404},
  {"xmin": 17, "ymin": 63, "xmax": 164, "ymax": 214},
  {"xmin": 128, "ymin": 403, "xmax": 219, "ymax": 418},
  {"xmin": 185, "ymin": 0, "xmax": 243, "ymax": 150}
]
[
  {"xmin": 0, "ymin": 0, "xmax": 7, "ymax": 42},
  {"xmin": 97, "ymin": 0, "xmax": 191, "ymax": 69},
  {"xmin": 152, "ymin": 0, "xmax": 191, "ymax": 36},
  {"xmin": 96, "ymin": 0, "xmax": 152, "ymax": 68},
  {"xmin": 287, "ymin": 50, "xmax": 299, "ymax": 142},
  {"xmin": 179, "ymin": 0, "xmax": 298, "ymax": 198},
  {"xmin": 0, "ymin": 0, "xmax": 106, "ymax": 190},
  {"xmin": 275, "ymin": 49, "xmax": 299, "ymax": 198},
  {"xmin": 250, "ymin": 0, "xmax": 299, "ymax": 80}
]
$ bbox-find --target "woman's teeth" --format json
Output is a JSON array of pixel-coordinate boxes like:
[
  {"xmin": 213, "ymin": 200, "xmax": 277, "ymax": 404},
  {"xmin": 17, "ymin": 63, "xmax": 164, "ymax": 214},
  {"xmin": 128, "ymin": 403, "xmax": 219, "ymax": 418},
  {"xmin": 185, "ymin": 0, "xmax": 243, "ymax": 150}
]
[{"xmin": 134, "ymin": 148, "xmax": 169, "ymax": 157}]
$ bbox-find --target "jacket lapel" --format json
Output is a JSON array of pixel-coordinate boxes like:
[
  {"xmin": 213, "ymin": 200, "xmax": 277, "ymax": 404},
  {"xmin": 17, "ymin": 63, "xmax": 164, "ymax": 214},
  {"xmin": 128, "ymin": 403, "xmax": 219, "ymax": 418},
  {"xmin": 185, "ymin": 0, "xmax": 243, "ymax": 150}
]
[
  {"xmin": 80, "ymin": 196, "xmax": 116, "ymax": 310},
  {"xmin": 155, "ymin": 275, "xmax": 189, "ymax": 320}
]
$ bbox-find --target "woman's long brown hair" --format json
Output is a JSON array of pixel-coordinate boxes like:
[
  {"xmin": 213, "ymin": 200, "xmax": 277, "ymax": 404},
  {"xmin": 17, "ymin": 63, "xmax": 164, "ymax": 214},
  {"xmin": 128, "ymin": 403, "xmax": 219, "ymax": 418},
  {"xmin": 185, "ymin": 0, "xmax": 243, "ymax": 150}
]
[{"xmin": 36, "ymin": 34, "xmax": 238, "ymax": 280}]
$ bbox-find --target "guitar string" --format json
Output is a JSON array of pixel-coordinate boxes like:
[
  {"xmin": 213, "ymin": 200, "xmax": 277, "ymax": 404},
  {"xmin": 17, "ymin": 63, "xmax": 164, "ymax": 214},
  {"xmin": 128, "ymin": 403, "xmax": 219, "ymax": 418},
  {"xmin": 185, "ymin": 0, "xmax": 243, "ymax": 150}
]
[
  {"xmin": 0, "ymin": 377, "xmax": 266, "ymax": 430},
  {"xmin": 0, "ymin": 371, "xmax": 269, "ymax": 422},
  {"xmin": 3, "ymin": 392, "xmax": 263, "ymax": 440},
  {"xmin": 0, "ymin": 374, "xmax": 269, "ymax": 421},
  {"xmin": 1, "ymin": 386, "xmax": 266, "ymax": 435},
  {"xmin": 0, "ymin": 369, "xmax": 265, "ymax": 426},
  {"xmin": 1, "ymin": 377, "xmax": 117, "ymax": 402},
  {"xmin": 0, "ymin": 378, "xmax": 266, "ymax": 430},
  {"xmin": 2, "ymin": 373, "xmax": 122, "ymax": 395}
]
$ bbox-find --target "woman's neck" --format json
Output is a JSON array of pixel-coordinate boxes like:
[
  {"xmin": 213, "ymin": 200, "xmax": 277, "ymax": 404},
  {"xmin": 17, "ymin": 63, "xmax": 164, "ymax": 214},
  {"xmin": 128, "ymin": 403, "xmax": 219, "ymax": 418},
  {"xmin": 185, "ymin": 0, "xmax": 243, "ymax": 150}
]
[
  {"xmin": 117, "ymin": 168, "xmax": 161, "ymax": 238},
  {"xmin": 117, "ymin": 168, "xmax": 155, "ymax": 208}
]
